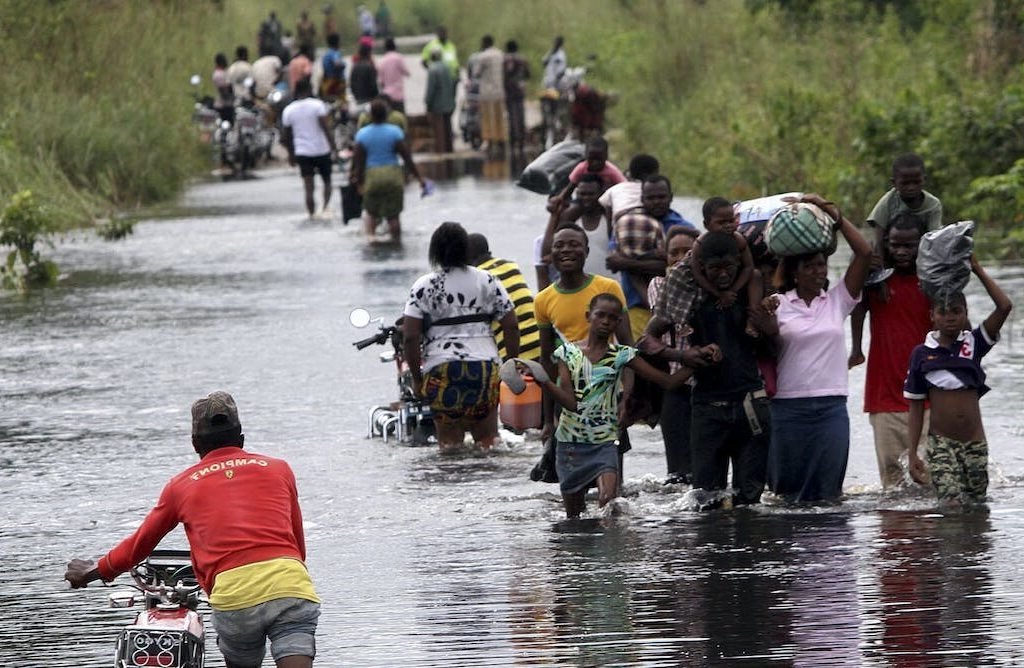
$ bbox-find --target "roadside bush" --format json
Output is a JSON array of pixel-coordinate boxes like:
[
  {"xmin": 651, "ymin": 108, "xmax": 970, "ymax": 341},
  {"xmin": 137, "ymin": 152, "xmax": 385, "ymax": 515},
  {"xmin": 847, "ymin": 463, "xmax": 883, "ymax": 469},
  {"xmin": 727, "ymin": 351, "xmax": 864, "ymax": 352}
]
[{"xmin": 0, "ymin": 191, "xmax": 58, "ymax": 292}]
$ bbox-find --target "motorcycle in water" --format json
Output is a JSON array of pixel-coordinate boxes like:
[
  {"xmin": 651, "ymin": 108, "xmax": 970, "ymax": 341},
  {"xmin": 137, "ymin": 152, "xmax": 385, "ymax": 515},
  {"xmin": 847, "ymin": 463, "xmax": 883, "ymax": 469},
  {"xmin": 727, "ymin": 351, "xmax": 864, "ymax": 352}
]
[
  {"xmin": 107, "ymin": 549, "xmax": 206, "ymax": 668},
  {"xmin": 350, "ymin": 308, "xmax": 435, "ymax": 446}
]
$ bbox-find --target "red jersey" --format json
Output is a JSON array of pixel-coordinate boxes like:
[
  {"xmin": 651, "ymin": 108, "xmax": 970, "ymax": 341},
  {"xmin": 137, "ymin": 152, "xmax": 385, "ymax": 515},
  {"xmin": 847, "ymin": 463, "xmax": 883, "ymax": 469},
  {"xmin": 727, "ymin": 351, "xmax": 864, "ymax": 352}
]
[
  {"xmin": 98, "ymin": 447, "xmax": 306, "ymax": 593},
  {"xmin": 863, "ymin": 272, "xmax": 932, "ymax": 413}
]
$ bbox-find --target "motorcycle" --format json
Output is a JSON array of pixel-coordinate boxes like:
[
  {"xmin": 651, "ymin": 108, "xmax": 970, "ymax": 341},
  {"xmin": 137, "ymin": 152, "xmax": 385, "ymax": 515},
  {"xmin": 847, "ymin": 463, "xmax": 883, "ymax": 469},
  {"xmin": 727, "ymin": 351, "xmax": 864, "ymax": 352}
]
[
  {"xmin": 190, "ymin": 75, "xmax": 270, "ymax": 178},
  {"xmin": 539, "ymin": 65, "xmax": 605, "ymax": 148},
  {"xmin": 459, "ymin": 78, "xmax": 483, "ymax": 150},
  {"xmin": 107, "ymin": 549, "xmax": 206, "ymax": 668},
  {"xmin": 351, "ymin": 308, "xmax": 435, "ymax": 446}
]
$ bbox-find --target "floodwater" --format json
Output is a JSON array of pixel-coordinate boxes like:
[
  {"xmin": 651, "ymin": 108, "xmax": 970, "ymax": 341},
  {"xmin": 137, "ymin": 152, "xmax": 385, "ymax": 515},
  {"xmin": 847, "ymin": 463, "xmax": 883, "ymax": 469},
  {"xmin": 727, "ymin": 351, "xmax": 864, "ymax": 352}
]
[{"xmin": 3, "ymin": 163, "xmax": 1024, "ymax": 667}]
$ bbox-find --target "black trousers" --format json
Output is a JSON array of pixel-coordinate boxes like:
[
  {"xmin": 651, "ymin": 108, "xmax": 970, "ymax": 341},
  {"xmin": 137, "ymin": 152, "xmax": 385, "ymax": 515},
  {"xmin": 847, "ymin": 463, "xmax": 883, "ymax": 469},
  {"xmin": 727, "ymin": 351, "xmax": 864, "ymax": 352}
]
[
  {"xmin": 691, "ymin": 397, "xmax": 770, "ymax": 505},
  {"xmin": 660, "ymin": 385, "xmax": 692, "ymax": 477}
]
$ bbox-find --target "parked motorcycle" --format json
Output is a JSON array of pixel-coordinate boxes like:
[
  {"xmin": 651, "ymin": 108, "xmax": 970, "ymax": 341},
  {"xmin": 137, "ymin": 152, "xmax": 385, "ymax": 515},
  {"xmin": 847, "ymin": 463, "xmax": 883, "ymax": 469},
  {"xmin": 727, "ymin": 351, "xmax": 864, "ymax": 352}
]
[
  {"xmin": 351, "ymin": 308, "xmax": 435, "ymax": 446},
  {"xmin": 107, "ymin": 549, "xmax": 206, "ymax": 668}
]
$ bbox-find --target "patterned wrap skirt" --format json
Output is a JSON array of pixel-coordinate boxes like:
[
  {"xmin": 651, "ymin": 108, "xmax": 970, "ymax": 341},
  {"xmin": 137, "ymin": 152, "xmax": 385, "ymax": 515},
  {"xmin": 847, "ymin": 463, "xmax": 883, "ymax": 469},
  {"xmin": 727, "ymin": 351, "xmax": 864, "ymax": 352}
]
[{"xmin": 422, "ymin": 360, "xmax": 500, "ymax": 428}]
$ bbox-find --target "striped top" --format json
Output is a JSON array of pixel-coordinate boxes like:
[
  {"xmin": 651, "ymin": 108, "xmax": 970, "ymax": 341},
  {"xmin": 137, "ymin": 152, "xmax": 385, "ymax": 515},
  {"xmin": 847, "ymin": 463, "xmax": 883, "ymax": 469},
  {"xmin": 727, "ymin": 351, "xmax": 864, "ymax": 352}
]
[{"xmin": 478, "ymin": 257, "xmax": 541, "ymax": 361}]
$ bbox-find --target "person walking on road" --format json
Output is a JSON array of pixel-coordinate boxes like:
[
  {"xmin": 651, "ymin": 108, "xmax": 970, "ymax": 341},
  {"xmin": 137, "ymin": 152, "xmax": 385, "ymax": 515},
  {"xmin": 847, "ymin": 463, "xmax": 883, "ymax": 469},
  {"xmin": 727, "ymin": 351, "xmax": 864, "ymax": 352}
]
[
  {"xmin": 281, "ymin": 78, "xmax": 338, "ymax": 220},
  {"xmin": 351, "ymin": 98, "xmax": 427, "ymax": 242}
]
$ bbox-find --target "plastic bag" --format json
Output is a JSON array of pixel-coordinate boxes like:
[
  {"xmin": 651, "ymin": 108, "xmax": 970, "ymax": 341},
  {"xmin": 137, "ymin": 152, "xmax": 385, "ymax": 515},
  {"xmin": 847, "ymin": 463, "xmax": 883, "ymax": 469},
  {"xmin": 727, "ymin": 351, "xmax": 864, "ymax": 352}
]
[
  {"xmin": 917, "ymin": 220, "xmax": 975, "ymax": 302},
  {"xmin": 736, "ymin": 192, "xmax": 802, "ymax": 224},
  {"xmin": 516, "ymin": 139, "xmax": 585, "ymax": 195}
]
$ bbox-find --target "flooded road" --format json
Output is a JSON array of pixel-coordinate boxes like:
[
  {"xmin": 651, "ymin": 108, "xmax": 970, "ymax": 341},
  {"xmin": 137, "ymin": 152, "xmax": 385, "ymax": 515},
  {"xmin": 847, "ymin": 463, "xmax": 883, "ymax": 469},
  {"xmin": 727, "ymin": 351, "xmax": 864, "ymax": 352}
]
[{"xmin": 3, "ymin": 164, "xmax": 1024, "ymax": 666}]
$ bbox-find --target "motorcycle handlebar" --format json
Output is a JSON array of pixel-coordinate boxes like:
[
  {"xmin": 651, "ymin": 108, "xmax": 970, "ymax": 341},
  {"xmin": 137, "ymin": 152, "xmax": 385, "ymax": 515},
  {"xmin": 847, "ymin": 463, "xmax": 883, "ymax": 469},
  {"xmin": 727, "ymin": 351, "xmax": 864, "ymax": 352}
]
[{"xmin": 353, "ymin": 327, "xmax": 395, "ymax": 350}]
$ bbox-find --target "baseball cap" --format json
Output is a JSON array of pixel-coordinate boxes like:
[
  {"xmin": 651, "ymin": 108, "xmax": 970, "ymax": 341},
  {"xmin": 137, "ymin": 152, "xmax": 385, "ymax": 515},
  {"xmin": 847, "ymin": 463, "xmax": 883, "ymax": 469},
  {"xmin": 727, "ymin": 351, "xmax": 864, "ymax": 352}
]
[{"xmin": 191, "ymin": 391, "xmax": 241, "ymax": 436}]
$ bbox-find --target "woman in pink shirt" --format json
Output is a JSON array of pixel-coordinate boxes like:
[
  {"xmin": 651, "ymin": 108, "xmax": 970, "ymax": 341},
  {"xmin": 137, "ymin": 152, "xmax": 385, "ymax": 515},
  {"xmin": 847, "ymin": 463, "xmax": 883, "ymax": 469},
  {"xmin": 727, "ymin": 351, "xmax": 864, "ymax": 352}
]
[{"xmin": 761, "ymin": 194, "xmax": 872, "ymax": 502}]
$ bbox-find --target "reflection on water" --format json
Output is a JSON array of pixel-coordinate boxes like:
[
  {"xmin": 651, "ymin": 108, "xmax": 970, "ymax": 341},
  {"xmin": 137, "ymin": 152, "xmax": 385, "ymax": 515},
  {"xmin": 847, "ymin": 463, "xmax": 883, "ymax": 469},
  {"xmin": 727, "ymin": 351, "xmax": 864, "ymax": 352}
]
[{"xmin": 3, "ymin": 167, "xmax": 1024, "ymax": 666}]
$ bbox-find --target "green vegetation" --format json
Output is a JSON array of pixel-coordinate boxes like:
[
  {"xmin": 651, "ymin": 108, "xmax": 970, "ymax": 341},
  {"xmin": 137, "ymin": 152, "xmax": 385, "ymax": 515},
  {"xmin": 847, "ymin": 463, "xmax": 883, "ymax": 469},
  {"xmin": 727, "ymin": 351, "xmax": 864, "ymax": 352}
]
[
  {"xmin": 2, "ymin": 0, "xmax": 1023, "ymax": 267},
  {"xmin": 1, "ymin": 190, "xmax": 58, "ymax": 291}
]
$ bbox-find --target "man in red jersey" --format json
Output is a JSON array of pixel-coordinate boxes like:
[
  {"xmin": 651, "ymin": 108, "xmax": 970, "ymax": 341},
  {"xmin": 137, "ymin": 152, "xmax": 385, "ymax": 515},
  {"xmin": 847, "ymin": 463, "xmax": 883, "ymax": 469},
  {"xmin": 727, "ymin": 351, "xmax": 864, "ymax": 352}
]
[{"xmin": 65, "ymin": 391, "xmax": 319, "ymax": 668}]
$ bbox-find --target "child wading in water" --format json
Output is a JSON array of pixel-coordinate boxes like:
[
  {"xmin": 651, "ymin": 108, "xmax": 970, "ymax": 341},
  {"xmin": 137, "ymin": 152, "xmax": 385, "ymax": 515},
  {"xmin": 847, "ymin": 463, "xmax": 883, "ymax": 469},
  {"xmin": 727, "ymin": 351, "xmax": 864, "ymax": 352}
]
[
  {"xmin": 521, "ymin": 293, "xmax": 708, "ymax": 518},
  {"xmin": 904, "ymin": 256, "xmax": 1012, "ymax": 506}
]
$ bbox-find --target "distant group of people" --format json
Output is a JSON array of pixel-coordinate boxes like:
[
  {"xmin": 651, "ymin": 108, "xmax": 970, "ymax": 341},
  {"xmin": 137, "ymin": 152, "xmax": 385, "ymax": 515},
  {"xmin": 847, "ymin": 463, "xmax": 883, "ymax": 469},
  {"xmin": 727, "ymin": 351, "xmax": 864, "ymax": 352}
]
[
  {"xmin": 420, "ymin": 29, "xmax": 577, "ymax": 156},
  {"xmin": 402, "ymin": 148, "xmax": 1011, "ymax": 520}
]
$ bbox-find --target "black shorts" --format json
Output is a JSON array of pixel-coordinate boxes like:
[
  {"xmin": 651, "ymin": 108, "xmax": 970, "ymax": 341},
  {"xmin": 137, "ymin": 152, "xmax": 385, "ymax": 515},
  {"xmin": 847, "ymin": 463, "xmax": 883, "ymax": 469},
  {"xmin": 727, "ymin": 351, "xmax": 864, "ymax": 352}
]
[{"xmin": 296, "ymin": 153, "xmax": 333, "ymax": 179}]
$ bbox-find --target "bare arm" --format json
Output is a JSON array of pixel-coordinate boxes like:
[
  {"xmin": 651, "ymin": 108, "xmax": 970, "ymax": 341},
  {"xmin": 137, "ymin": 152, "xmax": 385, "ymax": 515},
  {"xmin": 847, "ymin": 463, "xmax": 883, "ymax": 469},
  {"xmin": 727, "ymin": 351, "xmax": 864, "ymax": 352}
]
[
  {"xmin": 626, "ymin": 354, "xmax": 693, "ymax": 390},
  {"xmin": 839, "ymin": 215, "xmax": 873, "ymax": 299},
  {"xmin": 796, "ymin": 193, "xmax": 871, "ymax": 298},
  {"xmin": 728, "ymin": 235, "xmax": 754, "ymax": 297},
  {"xmin": 396, "ymin": 140, "xmax": 425, "ymax": 188},
  {"xmin": 539, "ymin": 327, "xmax": 558, "ymax": 434},
  {"xmin": 318, "ymin": 115, "xmax": 338, "ymax": 154},
  {"xmin": 848, "ymin": 301, "xmax": 867, "ymax": 368},
  {"xmin": 973, "ymin": 255, "xmax": 1013, "ymax": 339},
  {"xmin": 541, "ymin": 199, "xmax": 565, "ymax": 258},
  {"xmin": 605, "ymin": 252, "xmax": 666, "ymax": 276},
  {"xmin": 614, "ymin": 308, "xmax": 635, "ymax": 346},
  {"xmin": 535, "ymin": 264, "xmax": 551, "ymax": 292},
  {"xmin": 498, "ymin": 310, "xmax": 520, "ymax": 359},
  {"xmin": 281, "ymin": 126, "xmax": 295, "ymax": 165},
  {"xmin": 403, "ymin": 316, "xmax": 424, "ymax": 395},
  {"xmin": 907, "ymin": 399, "xmax": 927, "ymax": 484},
  {"xmin": 538, "ymin": 360, "xmax": 577, "ymax": 411},
  {"xmin": 351, "ymin": 142, "xmax": 367, "ymax": 188},
  {"xmin": 689, "ymin": 237, "xmax": 720, "ymax": 299}
]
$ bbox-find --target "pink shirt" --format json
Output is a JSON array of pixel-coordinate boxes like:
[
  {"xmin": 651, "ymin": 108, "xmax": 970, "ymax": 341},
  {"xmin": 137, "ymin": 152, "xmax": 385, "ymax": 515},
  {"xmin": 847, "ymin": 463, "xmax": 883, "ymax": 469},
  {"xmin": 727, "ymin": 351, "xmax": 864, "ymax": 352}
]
[
  {"xmin": 774, "ymin": 281, "xmax": 859, "ymax": 399},
  {"xmin": 288, "ymin": 55, "xmax": 312, "ymax": 92},
  {"xmin": 568, "ymin": 161, "xmax": 626, "ymax": 189},
  {"xmin": 376, "ymin": 51, "xmax": 409, "ymax": 102}
]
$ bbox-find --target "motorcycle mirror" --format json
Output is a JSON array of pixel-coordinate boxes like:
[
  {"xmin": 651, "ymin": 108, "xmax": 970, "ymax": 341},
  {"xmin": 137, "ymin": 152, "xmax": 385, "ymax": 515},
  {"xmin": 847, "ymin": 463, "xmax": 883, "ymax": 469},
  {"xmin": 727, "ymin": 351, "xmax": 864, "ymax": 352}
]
[
  {"xmin": 349, "ymin": 308, "xmax": 372, "ymax": 328},
  {"xmin": 189, "ymin": 74, "xmax": 201, "ymax": 87}
]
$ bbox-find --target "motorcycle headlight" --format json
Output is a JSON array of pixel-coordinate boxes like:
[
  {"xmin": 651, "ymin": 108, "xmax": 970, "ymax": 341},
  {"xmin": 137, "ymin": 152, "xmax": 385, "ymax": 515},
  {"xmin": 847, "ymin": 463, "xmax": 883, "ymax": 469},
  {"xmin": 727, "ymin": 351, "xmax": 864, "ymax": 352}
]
[{"xmin": 220, "ymin": 120, "xmax": 231, "ymax": 130}]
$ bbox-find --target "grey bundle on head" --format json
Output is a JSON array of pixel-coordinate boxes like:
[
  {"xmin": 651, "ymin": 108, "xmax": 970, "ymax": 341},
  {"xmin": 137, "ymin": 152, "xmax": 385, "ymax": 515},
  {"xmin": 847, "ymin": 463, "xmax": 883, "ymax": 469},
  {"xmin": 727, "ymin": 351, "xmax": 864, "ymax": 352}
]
[{"xmin": 917, "ymin": 220, "xmax": 975, "ymax": 302}]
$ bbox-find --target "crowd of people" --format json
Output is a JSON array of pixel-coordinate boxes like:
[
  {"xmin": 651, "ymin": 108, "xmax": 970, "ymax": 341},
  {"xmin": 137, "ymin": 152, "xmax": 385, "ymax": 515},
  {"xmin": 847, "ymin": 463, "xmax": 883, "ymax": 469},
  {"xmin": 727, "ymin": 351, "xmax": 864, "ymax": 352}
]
[{"xmin": 401, "ymin": 150, "xmax": 1011, "ymax": 521}]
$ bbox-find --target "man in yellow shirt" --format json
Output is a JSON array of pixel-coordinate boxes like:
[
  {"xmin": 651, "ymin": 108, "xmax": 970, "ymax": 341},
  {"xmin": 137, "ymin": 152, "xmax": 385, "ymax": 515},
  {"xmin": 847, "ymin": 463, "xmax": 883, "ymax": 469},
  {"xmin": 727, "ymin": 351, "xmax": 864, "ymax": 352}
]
[{"xmin": 534, "ymin": 223, "xmax": 632, "ymax": 442}]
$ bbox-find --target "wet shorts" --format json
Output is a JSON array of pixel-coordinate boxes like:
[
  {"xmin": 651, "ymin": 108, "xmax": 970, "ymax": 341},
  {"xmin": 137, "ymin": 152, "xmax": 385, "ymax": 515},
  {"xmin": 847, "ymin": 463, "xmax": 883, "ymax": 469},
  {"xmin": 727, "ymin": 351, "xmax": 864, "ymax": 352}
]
[
  {"xmin": 927, "ymin": 433, "xmax": 988, "ymax": 503},
  {"xmin": 422, "ymin": 360, "xmax": 500, "ymax": 429},
  {"xmin": 296, "ymin": 153, "xmax": 333, "ymax": 179},
  {"xmin": 212, "ymin": 597, "xmax": 320, "ymax": 665}
]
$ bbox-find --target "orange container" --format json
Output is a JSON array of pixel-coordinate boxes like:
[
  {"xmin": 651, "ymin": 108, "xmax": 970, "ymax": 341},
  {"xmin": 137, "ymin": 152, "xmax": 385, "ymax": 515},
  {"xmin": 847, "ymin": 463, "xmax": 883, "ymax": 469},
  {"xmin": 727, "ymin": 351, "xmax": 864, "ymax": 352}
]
[{"xmin": 499, "ymin": 375, "xmax": 543, "ymax": 433}]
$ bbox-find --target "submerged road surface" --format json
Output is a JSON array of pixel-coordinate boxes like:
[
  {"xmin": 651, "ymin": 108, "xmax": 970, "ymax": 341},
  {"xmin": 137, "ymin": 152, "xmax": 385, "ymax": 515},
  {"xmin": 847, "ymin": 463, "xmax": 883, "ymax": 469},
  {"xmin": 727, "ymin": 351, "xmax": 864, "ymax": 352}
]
[{"xmin": 3, "ymin": 166, "xmax": 1024, "ymax": 665}]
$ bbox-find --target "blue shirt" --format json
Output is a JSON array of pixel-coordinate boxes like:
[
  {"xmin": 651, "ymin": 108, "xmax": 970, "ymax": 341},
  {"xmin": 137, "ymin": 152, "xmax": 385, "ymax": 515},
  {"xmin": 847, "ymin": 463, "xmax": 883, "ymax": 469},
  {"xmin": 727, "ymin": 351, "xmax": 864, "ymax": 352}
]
[
  {"xmin": 355, "ymin": 123, "xmax": 404, "ymax": 168},
  {"xmin": 661, "ymin": 209, "xmax": 696, "ymax": 232},
  {"xmin": 322, "ymin": 48, "xmax": 345, "ymax": 80}
]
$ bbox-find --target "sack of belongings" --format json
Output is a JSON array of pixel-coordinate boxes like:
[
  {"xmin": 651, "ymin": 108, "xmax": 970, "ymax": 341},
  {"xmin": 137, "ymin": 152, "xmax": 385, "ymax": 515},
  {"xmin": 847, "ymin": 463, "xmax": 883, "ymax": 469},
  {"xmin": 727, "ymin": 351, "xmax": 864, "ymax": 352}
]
[
  {"xmin": 764, "ymin": 201, "xmax": 838, "ymax": 257},
  {"xmin": 917, "ymin": 220, "xmax": 975, "ymax": 302},
  {"xmin": 516, "ymin": 139, "xmax": 585, "ymax": 195}
]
